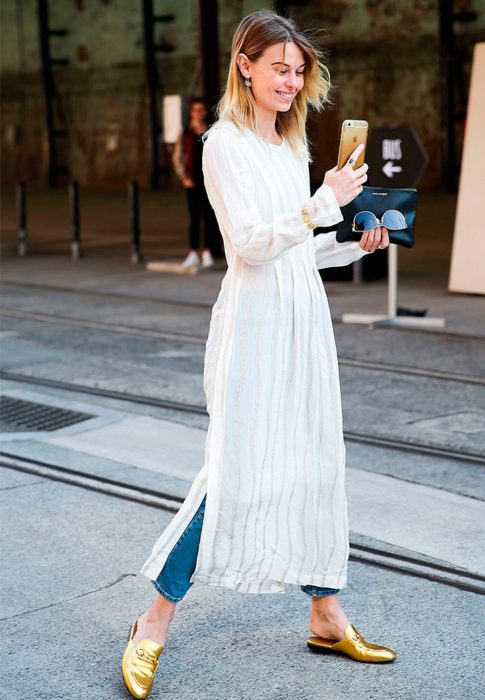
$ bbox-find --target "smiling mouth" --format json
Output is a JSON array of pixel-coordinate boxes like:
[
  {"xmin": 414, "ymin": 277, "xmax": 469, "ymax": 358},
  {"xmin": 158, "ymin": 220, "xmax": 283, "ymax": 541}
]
[{"xmin": 275, "ymin": 91, "xmax": 295, "ymax": 101}]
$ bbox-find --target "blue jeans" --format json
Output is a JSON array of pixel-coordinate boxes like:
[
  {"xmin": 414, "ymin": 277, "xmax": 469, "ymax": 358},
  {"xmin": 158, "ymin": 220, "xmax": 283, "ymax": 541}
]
[{"xmin": 152, "ymin": 495, "xmax": 340, "ymax": 603}]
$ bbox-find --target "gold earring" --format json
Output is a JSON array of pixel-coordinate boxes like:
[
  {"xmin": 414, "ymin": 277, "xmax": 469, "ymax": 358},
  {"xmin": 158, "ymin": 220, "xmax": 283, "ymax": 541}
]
[{"xmin": 244, "ymin": 77, "xmax": 251, "ymax": 87}]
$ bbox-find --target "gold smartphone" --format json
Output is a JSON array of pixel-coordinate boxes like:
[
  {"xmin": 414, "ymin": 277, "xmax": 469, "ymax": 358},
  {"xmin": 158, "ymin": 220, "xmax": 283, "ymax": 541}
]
[{"xmin": 337, "ymin": 119, "xmax": 368, "ymax": 170}]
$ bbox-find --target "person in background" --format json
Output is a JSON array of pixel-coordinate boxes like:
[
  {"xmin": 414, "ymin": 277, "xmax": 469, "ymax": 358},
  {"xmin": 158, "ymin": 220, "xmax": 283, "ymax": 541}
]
[{"xmin": 172, "ymin": 97, "xmax": 219, "ymax": 269}]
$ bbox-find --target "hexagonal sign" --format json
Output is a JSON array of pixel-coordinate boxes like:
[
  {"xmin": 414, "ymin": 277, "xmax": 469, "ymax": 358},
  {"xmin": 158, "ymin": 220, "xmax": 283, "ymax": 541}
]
[{"xmin": 366, "ymin": 125, "xmax": 429, "ymax": 187}]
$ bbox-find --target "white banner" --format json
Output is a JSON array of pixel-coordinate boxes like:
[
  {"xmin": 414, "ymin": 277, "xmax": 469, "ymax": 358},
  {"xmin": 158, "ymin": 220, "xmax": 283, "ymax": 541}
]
[{"xmin": 449, "ymin": 43, "xmax": 485, "ymax": 295}]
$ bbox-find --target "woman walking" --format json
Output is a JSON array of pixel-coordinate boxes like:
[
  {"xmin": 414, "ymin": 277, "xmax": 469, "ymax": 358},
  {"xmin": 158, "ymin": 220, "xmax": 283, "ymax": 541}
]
[
  {"xmin": 122, "ymin": 10, "xmax": 395, "ymax": 698},
  {"xmin": 172, "ymin": 97, "xmax": 219, "ymax": 269}
]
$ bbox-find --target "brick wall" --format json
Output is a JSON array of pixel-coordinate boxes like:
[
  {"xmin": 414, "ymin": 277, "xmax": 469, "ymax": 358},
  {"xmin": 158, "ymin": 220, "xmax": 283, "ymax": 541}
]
[{"xmin": 1, "ymin": 0, "xmax": 483, "ymax": 189}]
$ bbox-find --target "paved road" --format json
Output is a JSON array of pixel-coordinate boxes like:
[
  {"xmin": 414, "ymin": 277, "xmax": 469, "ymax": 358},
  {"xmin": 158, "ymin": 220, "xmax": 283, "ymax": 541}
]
[
  {"xmin": 1, "ymin": 261, "xmax": 484, "ymax": 699},
  {"xmin": 1, "ymin": 299, "xmax": 484, "ymax": 456},
  {"xmin": 1, "ymin": 466, "xmax": 484, "ymax": 700}
]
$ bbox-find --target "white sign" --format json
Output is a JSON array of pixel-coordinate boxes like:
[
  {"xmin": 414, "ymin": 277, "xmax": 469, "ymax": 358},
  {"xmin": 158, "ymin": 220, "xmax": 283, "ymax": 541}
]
[
  {"xmin": 382, "ymin": 139, "xmax": 402, "ymax": 160},
  {"xmin": 382, "ymin": 139, "xmax": 403, "ymax": 178},
  {"xmin": 382, "ymin": 161, "xmax": 402, "ymax": 178},
  {"xmin": 162, "ymin": 95, "xmax": 183, "ymax": 144}
]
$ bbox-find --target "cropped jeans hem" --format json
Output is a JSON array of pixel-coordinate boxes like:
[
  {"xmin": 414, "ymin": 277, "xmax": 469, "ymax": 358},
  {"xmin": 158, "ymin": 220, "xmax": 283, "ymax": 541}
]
[
  {"xmin": 300, "ymin": 585, "xmax": 340, "ymax": 597},
  {"xmin": 151, "ymin": 578, "xmax": 185, "ymax": 604}
]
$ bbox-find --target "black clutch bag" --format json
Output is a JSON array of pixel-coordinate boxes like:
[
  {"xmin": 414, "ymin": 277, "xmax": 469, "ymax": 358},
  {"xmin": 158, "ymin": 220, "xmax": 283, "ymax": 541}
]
[{"xmin": 335, "ymin": 186, "xmax": 418, "ymax": 248}]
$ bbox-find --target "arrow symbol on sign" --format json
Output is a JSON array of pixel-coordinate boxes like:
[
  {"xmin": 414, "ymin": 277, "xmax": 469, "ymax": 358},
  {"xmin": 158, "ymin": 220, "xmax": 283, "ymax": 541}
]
[{"xmin": 383, "ymin": 161, "xmax": 402, "ymax": 178}]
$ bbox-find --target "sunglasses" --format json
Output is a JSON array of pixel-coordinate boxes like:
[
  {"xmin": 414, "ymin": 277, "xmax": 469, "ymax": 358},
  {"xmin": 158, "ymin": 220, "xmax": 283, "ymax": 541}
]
[{"xmin": 352, "ymin": 209, "xmax": 408, "ymax": 233}]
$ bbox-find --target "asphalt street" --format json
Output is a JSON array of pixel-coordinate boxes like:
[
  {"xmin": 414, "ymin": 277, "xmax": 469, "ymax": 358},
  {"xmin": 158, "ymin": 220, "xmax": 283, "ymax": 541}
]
[
  {"xmin": 1, "ymin": 255, "xmax": 484, "ymax": 699},
  {"xmin": 2, "ymin": 467, "xmax": 484, "ymax": 700}
]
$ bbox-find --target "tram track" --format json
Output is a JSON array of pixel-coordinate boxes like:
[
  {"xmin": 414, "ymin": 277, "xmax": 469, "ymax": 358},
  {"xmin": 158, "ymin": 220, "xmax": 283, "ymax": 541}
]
[
  {"xmin": 0, "ymin": 307, "xmax": 207, "ymax": 345},
  {"xmin": 1, "ymin": 450, "xmax": 483, "ymax": 595},
  {"xmin": 2, "ymin": 306, "xmax": 485, "ymax": 387},
  {"xmin": 2, "ymin": 285, "xmax": 484, "ymax": 594},
  {"xmin": 2, "ymin": 278, "xmax": 485, "ymax": 342},
  {"xmin": 1, "ymin": 369, "xmax": 484, "ymax": 466},
  {"xmin": 0, "ymin": 280, "xmax": 213, "ymax": 310}
]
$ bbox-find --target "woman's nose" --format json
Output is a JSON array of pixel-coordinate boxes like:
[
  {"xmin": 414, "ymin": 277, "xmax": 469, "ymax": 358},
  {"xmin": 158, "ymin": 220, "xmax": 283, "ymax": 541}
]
[{"xmin": 285, "ymin": 74, "xmax": 299, "ymax": 90}]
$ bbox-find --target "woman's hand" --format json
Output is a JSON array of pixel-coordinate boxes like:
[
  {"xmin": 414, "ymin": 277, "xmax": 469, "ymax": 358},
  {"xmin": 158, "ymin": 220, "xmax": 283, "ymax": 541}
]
[
  {"xmin": 323, "ymin": 144, "xmax": 368, "ymax": 207},
  {"xmin": 359, "ymin": 226, "xmax": 390, "ymax": 252}
]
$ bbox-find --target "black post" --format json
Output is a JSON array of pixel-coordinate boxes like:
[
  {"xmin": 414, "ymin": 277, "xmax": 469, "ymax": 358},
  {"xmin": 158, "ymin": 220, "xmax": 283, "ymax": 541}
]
[
  {"xmin": 129, "ymin": 181, "xmax": 142, "ymax": 263},
  {"xmin": 142, "ymin": 0, "xmax": 160, "ymax": 190},
  {"xmin": 69, "ymin": 181, "xmax": 81, "ymax": 258},
  {"xmin": 17, "ymin": 183, "xmax": 28, "ymax": 256},
  {"xmin": 438, "ymin": 0, "xmax": 457, "ymax": 192},
  {"xmin": 38, "ymin": 0, "xmax": 57, "ymax": 187},
  {"xmin": 198, "ymin": 0, "xmax": 219, "ymax": 123},
  {"xmin": 37, "ymin": 1, "xmax": 69, "ymax": 187}
]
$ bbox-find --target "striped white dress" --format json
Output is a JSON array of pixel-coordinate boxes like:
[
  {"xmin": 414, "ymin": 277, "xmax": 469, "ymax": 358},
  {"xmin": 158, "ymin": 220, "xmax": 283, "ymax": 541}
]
[{"xmin": 140, "ymin": 120, "xmax": 369, "ymax": 594}]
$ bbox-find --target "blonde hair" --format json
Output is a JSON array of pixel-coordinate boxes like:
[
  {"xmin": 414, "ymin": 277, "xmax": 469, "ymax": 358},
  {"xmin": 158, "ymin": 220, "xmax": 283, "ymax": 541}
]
[{"xmin": 204, "ymin": 9, "xmax": 333, "ymax": 161}]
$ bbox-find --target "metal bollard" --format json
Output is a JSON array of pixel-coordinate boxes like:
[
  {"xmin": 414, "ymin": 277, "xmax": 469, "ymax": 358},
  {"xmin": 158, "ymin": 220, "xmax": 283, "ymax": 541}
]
[
  {"xmin": 69, "ymin": 181, "xmax": 81, "ymax": 259},
  {"xmin": 17, "ymin": 182, "xmax": 27, "ymax": 256},
  {"xmin": 129, "ymin": 181, "xmax": 142, "ymax": 263}
]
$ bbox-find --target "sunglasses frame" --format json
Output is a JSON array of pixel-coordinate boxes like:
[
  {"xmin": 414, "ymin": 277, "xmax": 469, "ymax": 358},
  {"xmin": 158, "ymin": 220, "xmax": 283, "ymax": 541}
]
[{"xmin": 351, "ymin": 209, "xmax": 408, "ymax": 233}]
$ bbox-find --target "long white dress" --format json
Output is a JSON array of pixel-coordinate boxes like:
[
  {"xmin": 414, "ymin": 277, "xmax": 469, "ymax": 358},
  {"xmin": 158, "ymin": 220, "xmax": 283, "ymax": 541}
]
[{"xmin": 140, "ymin": 119, "xmax": 369, "ymax": 594}]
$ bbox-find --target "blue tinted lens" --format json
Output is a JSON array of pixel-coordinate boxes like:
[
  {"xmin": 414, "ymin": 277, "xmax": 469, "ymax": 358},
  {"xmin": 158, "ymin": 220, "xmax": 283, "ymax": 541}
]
[
  {"xmin": 353, "ymin": 211, "xmax": 378, "ymax": 232},
  {"xmin": 382, "ymin": 209, "xmax": 407, "ymax": 230}
]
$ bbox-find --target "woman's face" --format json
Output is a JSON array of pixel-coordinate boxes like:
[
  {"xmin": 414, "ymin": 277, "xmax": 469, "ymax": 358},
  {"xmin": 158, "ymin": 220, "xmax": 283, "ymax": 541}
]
[
  {"xmin": 190, "ymin": 102, "xmax": 207, "ymax": 122},
  {"xmin": 238, "ymin": 41, "xmax": 305, "ymax": 115}
]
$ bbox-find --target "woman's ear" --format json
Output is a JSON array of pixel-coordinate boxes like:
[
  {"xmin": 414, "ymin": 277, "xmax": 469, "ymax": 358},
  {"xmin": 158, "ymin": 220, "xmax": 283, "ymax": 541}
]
[{"xmin": 237, "ymin": 52, "xmax": 251, "ymax": 80}]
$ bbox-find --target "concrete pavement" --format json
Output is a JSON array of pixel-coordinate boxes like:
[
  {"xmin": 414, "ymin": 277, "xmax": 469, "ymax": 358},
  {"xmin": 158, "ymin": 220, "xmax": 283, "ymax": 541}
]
[
  {"xmin": 1, "ymin": 388, "xmax": 483, "ymax": 577},
  {"xmin": 2, "ymin": 465, "xmax": 484, "ymax": 700},
  {"xmin": 1, "ymin": 241, "xmax": 484, "ymax": 698}
]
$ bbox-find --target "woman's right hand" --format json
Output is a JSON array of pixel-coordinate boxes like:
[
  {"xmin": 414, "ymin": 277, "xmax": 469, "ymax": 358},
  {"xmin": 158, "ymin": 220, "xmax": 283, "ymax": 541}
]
[{"xmin": 323, "ymin": 144, "xmax": 368, "ymax": 207}]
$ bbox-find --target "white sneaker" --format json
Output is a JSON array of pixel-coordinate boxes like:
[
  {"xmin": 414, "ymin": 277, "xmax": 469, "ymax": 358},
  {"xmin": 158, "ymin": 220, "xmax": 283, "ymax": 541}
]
[
  {"xmin": 181, "ymin": 251, "xmax": 200, "ymax": 268},
  {"xmin": 201, "ymin": 250, "xmax": 215, "ymax": 268}
]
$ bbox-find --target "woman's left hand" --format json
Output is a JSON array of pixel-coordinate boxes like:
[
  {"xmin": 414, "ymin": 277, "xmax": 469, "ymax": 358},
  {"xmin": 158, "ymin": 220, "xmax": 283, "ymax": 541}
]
[{"xmin": 359, "ymin": 226, "xmax": 390, "ymax": 252}]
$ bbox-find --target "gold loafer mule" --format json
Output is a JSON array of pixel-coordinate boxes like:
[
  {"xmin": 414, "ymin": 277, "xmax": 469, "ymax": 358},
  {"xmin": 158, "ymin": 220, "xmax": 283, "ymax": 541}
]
[
  {"xmin": 121, "ymin": 619, "xmax": 164, "ymax": 699},
  {"xmin": 307, "ymin": 623, "xmax": 397, "ymax": 663}
]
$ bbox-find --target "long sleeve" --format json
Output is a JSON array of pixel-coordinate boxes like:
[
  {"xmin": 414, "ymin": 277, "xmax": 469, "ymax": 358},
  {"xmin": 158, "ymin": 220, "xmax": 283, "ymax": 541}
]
[
  {"xmin": 172, "ymin": 129, "xmax": 188, "ymax": 182},
  {"xmin": 313, "ymin": 231, "xmax": 371, "ymax": 269},
  {"xmin": 202, "ymin": 126, "xmax": 345, "ymax": 266}
]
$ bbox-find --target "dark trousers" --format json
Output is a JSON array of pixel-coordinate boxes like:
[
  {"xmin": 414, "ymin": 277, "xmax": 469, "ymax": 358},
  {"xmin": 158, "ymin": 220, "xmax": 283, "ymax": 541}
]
[{"xmin": 185, "ymin": 183, "xmax": 220, "ymax": 255}]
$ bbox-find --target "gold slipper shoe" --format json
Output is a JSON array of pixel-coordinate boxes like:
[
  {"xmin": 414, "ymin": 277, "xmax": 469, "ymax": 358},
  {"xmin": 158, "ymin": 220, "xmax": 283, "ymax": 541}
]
[
  {"xmin": 307, "ymin": 624, "xmax": 397, "ymax": 663},
  {"xmin": 121, "ymin": 619, "xmax": 164, "ymax": 699}
]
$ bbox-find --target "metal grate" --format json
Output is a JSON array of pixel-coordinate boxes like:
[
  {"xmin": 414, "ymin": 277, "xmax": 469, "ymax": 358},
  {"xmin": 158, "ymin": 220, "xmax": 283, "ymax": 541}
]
[{"xmin": 0, "ymin": 396, "xmax": 94, "ymax": 433}]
